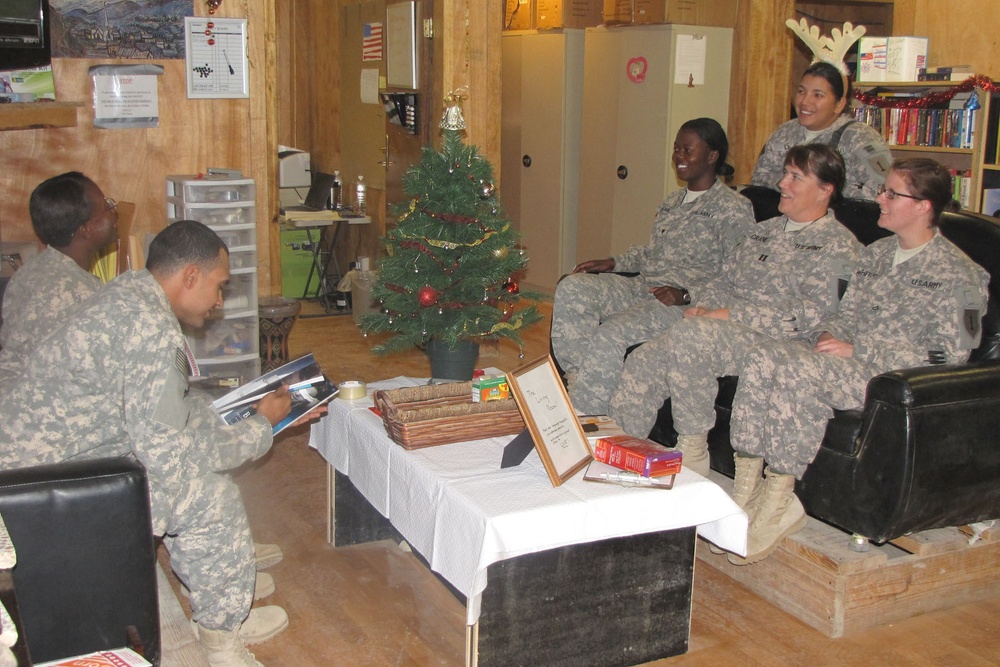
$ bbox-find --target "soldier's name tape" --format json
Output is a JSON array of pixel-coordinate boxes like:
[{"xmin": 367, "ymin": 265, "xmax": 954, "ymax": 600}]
[{"xmin": 337, "ymin": 380, "xmax": 367, "ymax": 400}]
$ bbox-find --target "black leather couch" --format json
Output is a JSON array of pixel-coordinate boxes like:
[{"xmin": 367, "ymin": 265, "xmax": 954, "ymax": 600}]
[
  {"xmin": 0, "ymin": 456, "xmax": 161, "ymax": 664},
  {"xmin": 648, "ymin": 186, "xmax": 1000, "ymax": 544}
]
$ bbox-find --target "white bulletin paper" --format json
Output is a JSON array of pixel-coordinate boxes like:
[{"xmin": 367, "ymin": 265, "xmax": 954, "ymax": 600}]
[{"xmin": 674, "ymin": 34, "xmax": 707, "ymax": 86}]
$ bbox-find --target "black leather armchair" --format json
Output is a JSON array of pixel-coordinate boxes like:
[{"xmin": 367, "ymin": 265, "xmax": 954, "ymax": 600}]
[
  {"xmin": 0, "ymin": 456, "xmax": 161, "ymax": 664},
  {"xmin": 650, "ymin": 186, "xmax": 1000, "ymax": 543}
]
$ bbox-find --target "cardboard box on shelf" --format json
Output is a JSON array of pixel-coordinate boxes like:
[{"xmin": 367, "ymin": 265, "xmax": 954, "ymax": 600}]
[
  {"xmin": 858, "ymin": 36, "xmax": 929, "ymax": 82},
  {"xmin": 603, "ymin": 0, "xmax": 633, "ymax": 25},
  {"xmin": 505, "ymin": 0, "xmax": 535, "ymax": 30},
  {"xmin": 535, "ymin": 0, "xmax": 603, "ymax": 29},
  {"xmin": 633, "ymin": 0, "xmax": 737, "ymax": 27}
]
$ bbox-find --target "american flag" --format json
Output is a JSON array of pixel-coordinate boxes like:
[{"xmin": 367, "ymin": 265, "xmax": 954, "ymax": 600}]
[{"xmin": 362, "ymin": 22, "xmax": 383, "ymax": 61}]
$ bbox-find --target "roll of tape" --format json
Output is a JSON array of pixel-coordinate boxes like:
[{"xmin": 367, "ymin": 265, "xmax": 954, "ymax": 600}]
[{"xmin": 338, "ymin": 380, "xmax": 367, "ymax": 400}]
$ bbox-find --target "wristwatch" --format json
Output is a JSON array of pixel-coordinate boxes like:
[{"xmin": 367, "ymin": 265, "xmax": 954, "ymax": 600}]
[{"xmin": 680, "ymin": 288, "xmax": 691, "ymax": 305}]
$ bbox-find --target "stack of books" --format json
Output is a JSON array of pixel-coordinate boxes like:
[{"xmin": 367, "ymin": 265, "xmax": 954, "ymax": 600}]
[{"xmin": 579, "ymin": 417, "xmax": 682, "ymax": 489}]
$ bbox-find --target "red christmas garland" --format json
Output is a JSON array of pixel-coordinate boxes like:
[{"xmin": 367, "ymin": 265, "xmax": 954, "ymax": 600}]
[{"xmin": 852, "ymin": 74, "xmax": 998, "ymax": 109}]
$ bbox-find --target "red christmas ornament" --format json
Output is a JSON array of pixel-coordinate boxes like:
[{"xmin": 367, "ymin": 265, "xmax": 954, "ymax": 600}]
[
  {"xmin": 504, "ymin": 280, "xmax": 519, "ymax": 295},
  {"xmin": 418, "ymin": 286, "xmax": 438, "ymax": 307}
]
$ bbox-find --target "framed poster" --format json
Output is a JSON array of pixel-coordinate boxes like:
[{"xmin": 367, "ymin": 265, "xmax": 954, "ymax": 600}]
[
  {"xmin": 506, "ymin": 355, "xmax": 593, "ymax": 487},
  {"xmin": 184, "ymin": 17, "xmax": 249, "ymax": 99},
  {"xmin": 386, "ymin": 1, "xmax": 417, "ymax": 89}
]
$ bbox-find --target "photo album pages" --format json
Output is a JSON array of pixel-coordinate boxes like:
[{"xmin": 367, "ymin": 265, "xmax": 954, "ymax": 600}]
[{"xmin": 211, "ymin": 352, "xmax": 337, "ymax": 434}]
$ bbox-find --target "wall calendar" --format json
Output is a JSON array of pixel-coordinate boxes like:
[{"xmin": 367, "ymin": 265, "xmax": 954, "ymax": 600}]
[{"xmin": 184, "ymin": 17, "xmax": 250, "ymax": 99}]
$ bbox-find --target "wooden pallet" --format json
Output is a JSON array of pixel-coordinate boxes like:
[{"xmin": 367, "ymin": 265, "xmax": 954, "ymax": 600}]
[{"xmin": 697, "ymin": 474, "xmax": 1000, "ymax": 638}]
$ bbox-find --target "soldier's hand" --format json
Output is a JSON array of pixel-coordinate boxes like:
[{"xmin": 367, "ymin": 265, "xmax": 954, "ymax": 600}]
[
  {"xmin": 814, "ymin": 332, "xmax": 854, "ymax": 358},
  {"xmin": 573, "ymin": 258, "xmax": 615, "ymax": 274},
  {"xmin": 288, "ymin": 405, "xmax": 328, "ymax": 428},
  {"xmin": 651, "ymin": 286, "xmax": 685, "ymax": 306},
  {"xmin": 256, "ymin": 386, "xmax": 293, "ymax": 426}
]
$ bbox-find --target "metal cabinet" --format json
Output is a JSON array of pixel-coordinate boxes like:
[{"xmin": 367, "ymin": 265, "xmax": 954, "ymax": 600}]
[
  {"xmin": 576, "ymin": 24, "xmax": 733, "ymax": 261},
  {"xmin": 501, "ymin": 29, "xmax": 585, "ymax": 292}
]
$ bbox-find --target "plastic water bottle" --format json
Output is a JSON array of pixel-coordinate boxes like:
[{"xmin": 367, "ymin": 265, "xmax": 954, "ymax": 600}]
[
  {"xmin": 331, "ymin": 170, "xmax": 343, "ymax": 210},
  {"xmin": 355, "ymin": 175, "xmax": 366, "ymax": 215}
]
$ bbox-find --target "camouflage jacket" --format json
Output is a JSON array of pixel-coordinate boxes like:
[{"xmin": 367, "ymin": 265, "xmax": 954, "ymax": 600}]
[
  {"xmin": 695, "ymin": 212, "xmax": 861, "ymax": 336},
  {"xmin": 0, "ymin": 270, "xmax": 272, "ymax": 482},
  {"xmin": 0, "ymin": 247, "xmax": 101, "ymax": 378},
  {"xmin": 750, "ymin": 116, "xmax": 892, "ymax": 201},
  {"xmin": 613, "ymin": 179, "xmax": 753, "ymax": 299},
  {"xmin": 809, "ymin": 232, "xmax": 989, "ymax": 373}
]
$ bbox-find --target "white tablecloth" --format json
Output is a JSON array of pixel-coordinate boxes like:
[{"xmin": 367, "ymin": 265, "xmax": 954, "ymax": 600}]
[{"xmin": 310, "ymin": 375, "xmax": 748, "ymax": 625}]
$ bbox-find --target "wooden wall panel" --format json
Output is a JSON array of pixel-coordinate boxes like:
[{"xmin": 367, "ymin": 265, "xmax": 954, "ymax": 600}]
[
  {"xmin": 895, "ymin": 0, "xmax": 1000, "ymax": 75},
  {"xmin": 436, "ymin": 0, "xmax": 501, "ymax": 172},
  {"xmin": 0, "ymin": 0, "xmax": 278, "ymax": 292},
  {"xmin": 727, "ymin": 0, "xmax": 796, "ymax": 184}
]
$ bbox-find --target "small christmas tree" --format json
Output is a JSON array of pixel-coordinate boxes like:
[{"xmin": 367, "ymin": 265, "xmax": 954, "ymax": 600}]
[{"xmin": 361, "ymin": 93, "xmax": 541, "ymax": 355}]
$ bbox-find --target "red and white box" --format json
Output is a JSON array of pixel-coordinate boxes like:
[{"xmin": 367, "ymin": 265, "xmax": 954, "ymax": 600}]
[{"xmin": 593, "ymin": 434, "xmax": 683, "ymax": 478}]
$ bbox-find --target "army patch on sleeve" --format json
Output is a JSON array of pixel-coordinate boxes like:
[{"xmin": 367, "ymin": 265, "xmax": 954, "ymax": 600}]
[{"xmin": 955, "ymin": 283, "xmax": 983, "ymax": 349}]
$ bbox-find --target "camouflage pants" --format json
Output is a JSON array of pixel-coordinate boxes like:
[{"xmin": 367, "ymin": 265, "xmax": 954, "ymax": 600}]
[
  {"xmin": 551, "ymin": 272, "xmax": 682, "ymax": 415},
  {"xmin": 731, "ymin": 338, "xmax": 871, "ymax": 478},
  {"xmin": 610, "ymin": 317, "xmax": 769, "ymax": 438},
  {"xmin": 156, "ymin": 471, "xmax": 255, "ymax": 631}
]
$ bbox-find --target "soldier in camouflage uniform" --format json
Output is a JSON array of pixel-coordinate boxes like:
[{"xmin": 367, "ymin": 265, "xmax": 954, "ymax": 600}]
[
  {"xmin": 727, "ymin": 159, "xmax": 988, "ymax": 565},
  {"xmin": 609, "ymin": 145, "xmax": 861, "ymax": 476},
  {"xmin": 0, "ymin": 173, "xmax": 116, "ymax": 379},
  {"xmin": 0, "ymin": 221, "xmax": 296, "ymax": 666},
  {"xmin": 552, "ymin": 118, "xmax": 753, "ymax": 415},
  {"xmin": 751, "ymin": 62, "xmax": 891, "ymax": 201}
]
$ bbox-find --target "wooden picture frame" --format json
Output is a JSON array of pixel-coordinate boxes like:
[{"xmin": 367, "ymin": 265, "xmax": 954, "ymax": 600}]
[{"xmin": 506, "ymin": 355, "xmax": 593, "ymax": 487}]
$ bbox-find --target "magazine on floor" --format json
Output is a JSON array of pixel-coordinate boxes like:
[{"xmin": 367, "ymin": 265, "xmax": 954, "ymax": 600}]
[{"xmin": 211, "ymin": 352, "xmax": 337, "ymax": 435}]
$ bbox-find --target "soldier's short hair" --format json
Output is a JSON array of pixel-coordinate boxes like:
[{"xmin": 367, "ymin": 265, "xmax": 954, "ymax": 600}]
[
  {"xmin": 679, "ymin": 117, "xmax": 734, "ymax": 178},
  {"xmin": 891, "ymin": 158, "xmax": 958, "ymax": 224},
  {"xmin": 146, "ymin": 220, "xmax": 228, "ymax": 275},
  {"xmin": 28, "ymin": 172, "xmax": 97, "ymax": 248},
  {"xmin": 784, "ymin": 144, "xmax": 846, "ymax": 203}
]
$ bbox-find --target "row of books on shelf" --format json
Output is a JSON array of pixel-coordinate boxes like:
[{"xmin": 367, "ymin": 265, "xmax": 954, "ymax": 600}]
[{"xmin": 853, "ymin": 105, "xmax": 978, "ymax": 149}]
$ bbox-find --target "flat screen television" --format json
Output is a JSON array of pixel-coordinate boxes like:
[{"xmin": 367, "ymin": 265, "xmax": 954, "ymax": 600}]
[{"xmin": 0, "ymin": 0, "xmax": 51, "ymax": 70}]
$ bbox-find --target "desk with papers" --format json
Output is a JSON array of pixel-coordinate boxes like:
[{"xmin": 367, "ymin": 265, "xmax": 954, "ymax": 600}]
[{"xmin": 310, "ymin": 375, "xmax": 748, "ymax": 667}]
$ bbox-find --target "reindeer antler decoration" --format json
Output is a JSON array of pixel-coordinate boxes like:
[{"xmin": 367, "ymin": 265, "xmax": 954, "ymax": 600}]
[{"xmin": 785, "ymin": 18, "xmax": 867, "ymax": 75}]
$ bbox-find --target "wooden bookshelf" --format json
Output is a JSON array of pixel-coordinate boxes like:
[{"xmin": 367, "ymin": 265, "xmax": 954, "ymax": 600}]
[
  {"xmin": 854, "ymin": 81, "xmax": 992, "ymax": 213},
  {"xmin": 0, "ymin": 102, "xmax": 81, "ymax": 131}
]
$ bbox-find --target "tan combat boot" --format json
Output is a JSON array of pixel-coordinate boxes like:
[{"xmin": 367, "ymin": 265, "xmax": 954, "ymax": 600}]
[
  {"xmin": 197, "ymin": 624, "xmax": 264, "ymax": 667},
  {"xmin": 709, "ymin": 453, "xmax": 764, "ymax": 554},
  {"xmin": 239, "ymin": 605, "xmax": 289, "ymax": 645},
  {"xmin": 254, "ymin": 542, "xmax": 283, "ymax": 570},
  {"xmin": 729, "ymin": 468, "xmax": 806, "ymax": 565},
  {"xmin": 731, "ymin": 453, "xmax": 765, "ymax": 511},
  {"xmin": 675, "ymin": 433, "xmax": 710, "ymax": 477}
]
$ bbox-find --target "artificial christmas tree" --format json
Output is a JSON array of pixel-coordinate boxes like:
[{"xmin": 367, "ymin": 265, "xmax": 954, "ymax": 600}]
[{"xmin": 361, "ymin": 93, "xmax": 540, "ymax": 377}]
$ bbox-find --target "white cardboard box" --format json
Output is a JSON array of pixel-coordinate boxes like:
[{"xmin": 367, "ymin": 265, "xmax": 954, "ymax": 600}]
[{"xmin": 858, "ymin": 36, "xmax": 928, "ymax": 82}]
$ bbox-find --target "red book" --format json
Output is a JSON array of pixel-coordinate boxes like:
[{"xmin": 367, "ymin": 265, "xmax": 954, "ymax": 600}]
[{"xmin": 593, "ymin": 435, "xmax": 683, "ymax": 478}]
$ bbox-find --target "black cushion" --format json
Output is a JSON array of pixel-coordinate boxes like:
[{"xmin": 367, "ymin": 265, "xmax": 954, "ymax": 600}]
[{"xmin": 0, "ymin": 456, "xmax": 160, "ymax": 664}]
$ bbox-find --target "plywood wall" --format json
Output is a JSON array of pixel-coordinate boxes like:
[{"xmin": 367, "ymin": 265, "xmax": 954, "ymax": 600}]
[
  {"xmin": 0, "ymin": 0, "xmax": 277, "ymax": 290},
  {"xmin": 893, "ymin": 0, "xmax": 1000, "ymax": 74}
]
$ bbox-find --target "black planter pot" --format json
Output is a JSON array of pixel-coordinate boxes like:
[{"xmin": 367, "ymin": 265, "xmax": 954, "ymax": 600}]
[{"xmin": 426, "ymin": 338, "xmax": 480, "ymax": 380}]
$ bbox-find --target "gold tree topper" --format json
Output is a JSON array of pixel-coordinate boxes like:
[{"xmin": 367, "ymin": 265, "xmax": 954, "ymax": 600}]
[{"xmin": 440, "ymin": 88, "xmax": 469, "ymax": 131}]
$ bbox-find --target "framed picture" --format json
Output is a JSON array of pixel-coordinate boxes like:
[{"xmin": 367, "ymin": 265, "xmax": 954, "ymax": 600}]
[
  {"xmin": 386, "ymin": 1, "xmax": 418, "ymax": 89},
  {"xmin": 506, "ymin": 355, "xmax": 593, "ymax": 487},
  {"xmin": 184, "ymin": 17, "xmax": 249, "ymax": 99}
]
